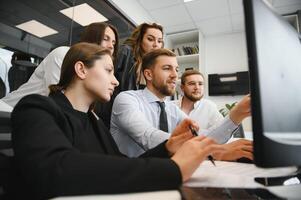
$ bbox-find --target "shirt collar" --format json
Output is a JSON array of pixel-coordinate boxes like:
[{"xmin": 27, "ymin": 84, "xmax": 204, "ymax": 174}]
[{"xmin": 143, "ymin": 87, "xmax": 166, "ymax": 103}]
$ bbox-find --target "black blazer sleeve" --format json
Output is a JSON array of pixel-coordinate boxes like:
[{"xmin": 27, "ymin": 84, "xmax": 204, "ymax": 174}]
[{"xmin": 11, "ymin": 95, "xmax": 182, "ymax": 200}]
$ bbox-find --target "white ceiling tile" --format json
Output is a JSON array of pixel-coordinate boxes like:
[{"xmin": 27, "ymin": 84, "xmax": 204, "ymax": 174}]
[
  {"xmin": 164, "ymin": 22, "xmax": 196, "ymax": 34},
  {"xmin": 196, "ymin": 16, "xmax": 232, "ymax": 36},
  {"xmin": 149, "ymin": 4, "xmax": 192, "ymax": 27},
  {"xmin": 138, "ymin": 0, "xmax": 182, "ymax": 11},
  {"xmin": 231, "ymin": 14, "xmax": 245, "ymax": 31},
  {"xmin": 274, "ymin": 4, "xmax": 301, "ymax": 14},
  {"xmin": 229, "ymin": 0, "xmax": 243, "ymax": 14},
  {"xmin": 185, "ymin": 0, "xmax": 230, "ymax": 21},
  {"xmin": 272, "ymin": 0, "xmax": 301, "ymax": 7}
]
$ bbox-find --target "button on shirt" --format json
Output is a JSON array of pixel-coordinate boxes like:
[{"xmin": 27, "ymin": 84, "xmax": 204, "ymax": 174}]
[{"xmin": 110, "ymin": 88, "xmax": 187, "ymax": 157}]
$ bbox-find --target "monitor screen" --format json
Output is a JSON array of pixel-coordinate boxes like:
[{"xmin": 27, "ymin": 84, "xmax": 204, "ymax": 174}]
[{"xmin": 244, "ymin": 0, "xmax": 301, "ymax": 167}]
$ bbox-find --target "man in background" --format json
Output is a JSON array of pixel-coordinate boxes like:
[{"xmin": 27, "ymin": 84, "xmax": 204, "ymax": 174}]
[{"xmin": 176, "ymin": 70, "xmax": 224, "ymax": 131}]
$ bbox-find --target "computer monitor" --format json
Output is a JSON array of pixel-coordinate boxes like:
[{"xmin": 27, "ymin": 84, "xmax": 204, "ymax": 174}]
[{"xmin": 243, "ymin": 0, "xmax": 301, "ymax": 168}]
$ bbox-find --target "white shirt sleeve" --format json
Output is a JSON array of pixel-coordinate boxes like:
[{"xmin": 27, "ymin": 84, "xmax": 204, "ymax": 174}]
[
  {"xmin": 111, "ymin": 92, "xmax": 170, "ymax": 151},
  {"xmin": 199, "ymin": 115, "xmax": 238, "ymax": 144},
  {"xmin": 1, "ymin": 46, "xmax": 69, "ymax": 107},
  {"xmin": 43, "ymin": 47, "xmax": 69, "ymax": 94}
]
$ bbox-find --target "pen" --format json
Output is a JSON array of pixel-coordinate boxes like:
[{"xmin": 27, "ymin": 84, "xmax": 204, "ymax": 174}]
[{"xmin": 189, "ymin": 126, "xmax": 216, "ymax": 167}]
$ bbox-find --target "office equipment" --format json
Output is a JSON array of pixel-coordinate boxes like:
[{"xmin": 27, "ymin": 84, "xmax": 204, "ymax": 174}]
[
  {"xmin": 244, "ymin": 0, "xmax": 301, "ymax": 167},
  {"xmin": 244, "ymin": 0, "xmax": 301, "ymax": 193},
  {"xmin": 208, "ymin": 71, "xmax": 249, "ymax": 96}
]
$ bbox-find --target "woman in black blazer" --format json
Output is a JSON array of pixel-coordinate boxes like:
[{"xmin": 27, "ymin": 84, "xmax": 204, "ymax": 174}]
[{"xmin": 11, "ymin": 43, "xmax": 223, "ymax": 200}]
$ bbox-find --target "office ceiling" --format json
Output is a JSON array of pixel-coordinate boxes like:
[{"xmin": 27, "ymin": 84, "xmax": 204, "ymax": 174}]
[
  {"xmin": 0, "ymin": 0, "xmax": 135, "ymax": 57},
  {"xmin": 114, "ymin": 0, "xmax": 301, "ymax": 35}
]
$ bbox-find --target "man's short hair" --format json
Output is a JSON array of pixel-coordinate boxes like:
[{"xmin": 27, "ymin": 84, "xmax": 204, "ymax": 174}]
[
  {"xmin": 141, "ymin": 48, "xmax": 176, "ymax": 71},
  {"xmin": 181, "ymin": 69, "xmax": 204, "ymax": 85}
]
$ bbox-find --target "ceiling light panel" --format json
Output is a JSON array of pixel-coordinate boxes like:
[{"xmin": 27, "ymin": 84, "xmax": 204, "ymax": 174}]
[
  {"xmin": 16, "ymin": 20, "xmax": 58, "ymax": 38},
  {"xmin": 60, "ymin": 3, "xmax": 108, "ymax": 26}
]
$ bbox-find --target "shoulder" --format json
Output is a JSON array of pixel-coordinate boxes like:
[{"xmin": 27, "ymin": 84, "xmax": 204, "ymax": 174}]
[
  {"xmin": 51, "ymin": 46, "xmax": 70, "ymax": 55},
  {"xmin": 114, "ymin": 90, "xmax": 143, "ymax": 107},
  {"xmin": 120, "ymin": 45, "xmax": 132, "ymax": 52},
  {"xmin": 47, "ymin": 46, "xmax": 69, "ymax": 60},
  {"xmin": 118, "ymin": 45, "xmax": 133, "ymax": 56},
  {"xmin": 201, "ymin": 98, "xmax": 217, "ymax": 107},
  {"xmin": 12, "ymin": 94, "xmax": 60, "ymax": 117},
  {"xmin": 115, "ymin": 90, "xmax": 142, "ymax": 101}
]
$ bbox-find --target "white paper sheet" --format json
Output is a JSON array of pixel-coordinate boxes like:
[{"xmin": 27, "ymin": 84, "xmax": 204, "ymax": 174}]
[{"xmin": 184, "ymin": 160, "xmax": 297, "ymax": 188}]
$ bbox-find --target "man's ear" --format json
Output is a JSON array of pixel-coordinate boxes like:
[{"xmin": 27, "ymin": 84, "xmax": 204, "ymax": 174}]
[
  {"xmin": 74, "ymin": 61, "xmax": 87, "ymax": 80},
  {"xmin": 143, "ymin": 69, "xmax": 153, "ymax": 81}
]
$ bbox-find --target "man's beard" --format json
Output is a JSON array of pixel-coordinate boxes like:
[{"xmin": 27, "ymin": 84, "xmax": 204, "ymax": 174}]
[
  {"xmin": 153, "ymin": 81, "xmax": 175, "ymax": 96},
  {"xmin": 184, "ymin": 91, "xmax": 202, "ymax": 102}
]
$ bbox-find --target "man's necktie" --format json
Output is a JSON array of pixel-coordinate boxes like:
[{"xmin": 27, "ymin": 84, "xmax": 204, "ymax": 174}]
[{"xmin": 157, "ymin": 101, "xmax": 168, "ymax": 132}]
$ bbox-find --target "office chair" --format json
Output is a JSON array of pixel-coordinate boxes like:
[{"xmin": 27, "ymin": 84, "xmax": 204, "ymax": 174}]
[{"xmin": 8, "ymin": 52, "xmax": 36, "ymax": 92}]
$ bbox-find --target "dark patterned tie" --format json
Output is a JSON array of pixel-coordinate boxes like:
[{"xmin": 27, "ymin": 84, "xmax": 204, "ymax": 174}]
[{"xmin": 157, "ymin": 101, "xmax": 168, "ymax": 132}]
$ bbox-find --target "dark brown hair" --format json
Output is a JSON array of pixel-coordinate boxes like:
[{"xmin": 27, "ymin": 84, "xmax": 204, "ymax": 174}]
[
  {"xmin": 80, "ymin": 22, "xmax": 119, "ymax": 59},
  {"xmin": 124, "ymin": 23, "xmax": 163, "ymax": 70},
  {"xmin": 49, "ymin": 42, "xmax": 111, "ymax": 93},
  {"xmin": 141, "ymin": 48, "xmax": 176, "ymax": 72},
  {"xmin": 181, "ymin": 69, "xmax": 204, "ymax": 85}
]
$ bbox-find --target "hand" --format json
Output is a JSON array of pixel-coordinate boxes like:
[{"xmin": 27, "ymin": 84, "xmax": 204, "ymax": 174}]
[
  {"xmin": 165, "ymin": 118, "xmax": 199, "ymax": 155},
  {"xmin": 171, "ymin": 136, "xmax": 225, "ymax": 182},
  {"xmin": 212, "ymin": 139, "xmax": 253, "ymax": 161},
  {"xmin": 229, "ymin": 94, "xmax": 251, "ymax": 125}
]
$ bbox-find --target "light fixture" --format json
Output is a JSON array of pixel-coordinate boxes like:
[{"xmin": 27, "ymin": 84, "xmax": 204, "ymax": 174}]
[
  {"xmin": 60, "ymin": 3, "xmax": 108, "ymax": 26},
  {"xmin": 184, "ymin": 0, "xmax": 196, "ymax": 2},
  {"xmin": 16, "ymin": 20, "xmax": 58, "ymax": 38}
]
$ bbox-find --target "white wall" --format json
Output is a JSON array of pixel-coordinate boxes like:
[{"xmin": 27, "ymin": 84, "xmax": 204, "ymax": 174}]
[{"xmin": 202, "ymin": 32, "xmax": 252, "ymax": 131}]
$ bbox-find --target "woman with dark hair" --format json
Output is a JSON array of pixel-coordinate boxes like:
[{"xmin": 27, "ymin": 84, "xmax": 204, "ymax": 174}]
[
  {"xmin": 115, "ymin": 22, "xmax": 164, "ymax": 91},
  {"xmin": 1, "ymin": 22, "xmax": 118, "ymax": 107},
  {"xmin": 11, "ymin": 42, "xmax": 223, "ymax": 200}
]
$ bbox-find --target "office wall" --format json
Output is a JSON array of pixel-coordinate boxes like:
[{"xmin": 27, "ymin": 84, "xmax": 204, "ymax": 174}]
[{"xmin": 202, "ymin": 32, "xmax": 252, "ymax": 131}]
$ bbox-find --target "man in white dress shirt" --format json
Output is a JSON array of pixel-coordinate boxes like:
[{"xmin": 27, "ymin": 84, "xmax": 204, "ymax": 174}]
[
  {"xmin": 176, "ymin": 70, "xmax": 224, "ymax": 131},
  {"xmin": 111, "ymin": 48, "xmax": 252, "ymax": 159}
]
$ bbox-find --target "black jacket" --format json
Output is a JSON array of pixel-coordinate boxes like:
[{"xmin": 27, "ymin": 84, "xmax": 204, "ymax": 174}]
[
  {"xmin": 11, "ymin": 92, "xmax": 181, "ymax": 200},
  {"xmin": 114, "ymin": 45, "xmax": 137, "ymax": 92}
]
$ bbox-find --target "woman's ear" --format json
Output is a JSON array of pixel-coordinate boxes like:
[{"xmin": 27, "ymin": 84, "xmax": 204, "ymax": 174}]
[
  {"xmin": 74, "ymin": 61, "xmax": 87, "ymax": 80},
  {"xmin": 144, "ymin": 69, "xmax": 153, "ymax": 81}
]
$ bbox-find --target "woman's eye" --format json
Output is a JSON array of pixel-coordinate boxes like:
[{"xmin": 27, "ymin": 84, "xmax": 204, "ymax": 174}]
[{"xmin": 106, "ymin": 68, "xmax": 113, "ymax": 73}]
